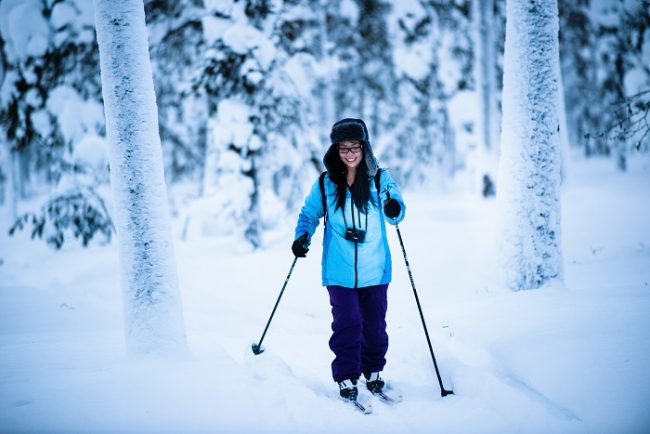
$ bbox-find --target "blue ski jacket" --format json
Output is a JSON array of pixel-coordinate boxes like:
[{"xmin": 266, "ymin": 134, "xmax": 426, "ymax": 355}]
[{"xmin": 294, "ymin": 170, "xmax": 405, "ymax": 288}]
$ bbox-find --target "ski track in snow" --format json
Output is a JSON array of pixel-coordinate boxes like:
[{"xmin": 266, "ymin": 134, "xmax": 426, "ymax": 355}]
[{"xmin": 498, "ymin": 371, "xmax": 582, "ymax": 423}]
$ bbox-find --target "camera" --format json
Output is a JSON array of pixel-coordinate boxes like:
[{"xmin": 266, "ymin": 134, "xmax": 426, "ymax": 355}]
[{"xmin": 344, "ymin": 228, "xmax": 366, "ymax": 243}]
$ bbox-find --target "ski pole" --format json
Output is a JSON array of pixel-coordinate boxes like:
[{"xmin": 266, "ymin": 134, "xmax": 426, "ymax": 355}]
[
  {"xmin": 388, "ymin": 195, "xmax": 453, "ymax": 396},
  {"xmin": 252, "ymin": 256, "xmax": 298, "ymax": 355}
]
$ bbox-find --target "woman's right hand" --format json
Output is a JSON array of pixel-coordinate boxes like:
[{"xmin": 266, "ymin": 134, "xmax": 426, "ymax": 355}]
[{"xmin": 292, "ymin": 233, "xmax": 309, "ymax": 258}]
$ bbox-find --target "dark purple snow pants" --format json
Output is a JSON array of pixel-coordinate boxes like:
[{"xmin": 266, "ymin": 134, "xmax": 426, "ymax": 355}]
[{"xmin": 326, "ymin": 284, "xmax": 389, "ymax": 383}]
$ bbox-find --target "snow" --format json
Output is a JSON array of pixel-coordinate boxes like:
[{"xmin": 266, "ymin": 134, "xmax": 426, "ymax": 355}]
[
  {"xmin": 0, "ymin": 70, "xmax": 18, "ymax": 103},
  {"xmin": 284, "ymin": 53, "xmax": 319, "ymax": 99},
  {"xmin": 388, "ymin": 0, "xmax": 433, "ymax": 82},
  {"xmin": 193, "ymin": 97, "xmax": 258, "ymax": 239},
  {"xmin": 30, "ymin": 109, "xmax": 52, "ymax": 139},
  {"xmin": 214, "ymin": 99, "xmax": 254, "ymax": 148},
  {"xmin": 202, "ymin": 98, "xmax": 254, "ymax": 200},
  {"xmin": 0, "ymin": 0, "xmax": 50, "ymax": 62},
  {"xmin": 624, "ymin": 67, "xmax": 650, "ymax": 95},
  {"xmin": 222, "ymin": 23, "xmax": 276, "ymax": 71},
  {"xmin": 74, "ymin": 0, "xmax": 96, "ymax": 27},
  {"xmin": 393, "ymin": 44, "xmax": 431, "ymax": 81},
  {"xmin": 339, "ymin": 0, "xmax": 360, "ymax": 22},
  {"xmin": 46, "ymin": 85, "xmax": 104, "ymax": 146},
  {"xmin": 202, "ymin": 14, "xmax": 235, "ymax": 44},
  {"xmin": 1, "ymin": 156, "xmax": 649, "ymax": 433},
  {"xmin": 641, "ymin": 29, "xmax": 650, "ymax": 65},
  {"xmin": 1, "ymin": 0, "xmax": 649, "ymax": 430},
  {"xmin": 74, "ymin": 134, "xmax": 109, "ymax": 172},
  {"xmin": 24, "ymin": 88, "xmax": 42, "ymax": 108},
  {"xmin": 202, "ymin": 0, "xmax": 240, "ymax": 44},
  {"xmin": 51, "ymin": 2, "xmax": 77, "ymax": 30},
  {"xmin": 204, "ymin": 0, "xmax": 276, "ymax": 70}
]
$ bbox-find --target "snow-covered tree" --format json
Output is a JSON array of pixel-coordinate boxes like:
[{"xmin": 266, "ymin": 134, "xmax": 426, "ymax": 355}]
[
  {"xmin": 0, "ymin": 33, "xmax": 17, "ymax": 226},
  {"xmin": 94, "ymin": 0, "xmax": 188, "ymax": 355},
  {"xmin": 0, "ymin": 0, "xmax": 112, "ymax": 245},
  {"xmin": 340, "ymin": 0, "xmax": 399, "ymax": 136},
  {"xmin": 591, "ymin": 0, "xmax": 650, "ymax": 166},
  {"xmin": 194, "ymin": 0, "xmax": 317, "ymax": 248},
  {"xmin": 145, "ymin": 0, "xmax": 208, "ymax": 183},
  {"xmin": 276, "ymin": 0, "xmax": 338, "ymax": 146},
  {"xmin": 560, "ymin": 0, "xmax": 650, "ymax": 168},
  {"xmin": 476, "ymin": 0, "xmax": 499, "ymax": 154},
  {"xmin": 583, "ymin": 1, "xmax": 628, "ymax": 165},
  {"xmin": 474, "ymin": 0, "xmax": 500, "ymax": 196},
  {"xmin": 497, "ymin": 0, "xmax": 563, "ymax": 291},
  {"xmin": 0, "ymin": 0, "xmax": 102, "ymax": 189},
  {"xmin": 559, "ymin": 0, "xmax": 597, "ymax": 154},
  {"xmin": 382, "ymin": 0, "xmax": 474, "ymax": 189},
  {"xmin": 0, "ymin": 138, "xmax": 18, "ymax": 228},
  {"xmin": 314, "ymin": 0, "xmax": 337, "ymax": 144}
]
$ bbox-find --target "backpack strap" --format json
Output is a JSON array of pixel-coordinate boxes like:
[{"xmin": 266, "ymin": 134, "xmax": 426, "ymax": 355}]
[
  {"xmin": 374, "ymin": 168, "xmax": 383, "ymax": 207},
  {"xmin": 319, "ymin": 171, "xmax": 328, "ymax": 227}
]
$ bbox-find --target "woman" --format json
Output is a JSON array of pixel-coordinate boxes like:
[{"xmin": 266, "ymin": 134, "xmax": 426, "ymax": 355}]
[{"xmin": 292, "ymin": 118, "xmax": 405, "ymax": 401}]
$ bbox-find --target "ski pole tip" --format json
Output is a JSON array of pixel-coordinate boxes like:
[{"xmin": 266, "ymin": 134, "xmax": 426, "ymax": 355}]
[
  {"xmin": 251, "ymin": 343, "xmax": 265, "ymax": 355},
  {"xmin": 441, "ymin": 389, "xmax": 454, "ymax": 397}
]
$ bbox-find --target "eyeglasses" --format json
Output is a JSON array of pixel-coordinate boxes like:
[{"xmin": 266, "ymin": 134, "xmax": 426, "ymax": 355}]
[{"xmin": 338, "ymin": 145, "xmax": 363, "ymax": 155}]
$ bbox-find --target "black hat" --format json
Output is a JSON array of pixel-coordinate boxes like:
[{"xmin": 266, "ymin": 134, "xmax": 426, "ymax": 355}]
[
  {"xmin": 330, "ymin": 118, "xmax": 369, "ymax": 145},
  {"xmin": 327, "ymin": 118, "xmax": 379, "ymax": 176}
]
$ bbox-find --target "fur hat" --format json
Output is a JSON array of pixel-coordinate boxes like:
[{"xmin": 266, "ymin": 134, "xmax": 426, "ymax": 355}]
[{"xmin": 327, "ymin": 118, "xmax": 379, "ymax": 176}]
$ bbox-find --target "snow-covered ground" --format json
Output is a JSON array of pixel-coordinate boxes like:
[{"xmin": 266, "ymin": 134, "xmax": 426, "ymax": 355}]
[{"xmin": 1, "ymin": 156, "xmax": 649, "ymax": 434}]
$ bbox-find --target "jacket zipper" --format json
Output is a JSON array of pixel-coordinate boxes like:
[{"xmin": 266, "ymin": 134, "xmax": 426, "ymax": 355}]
[
  {"xmin": 354, "ymin": 240, "xmax": 358, "ymax": 288},
  {"xmin": 350, "ymin": 191, "xmax": 359, "ymax": 289}
]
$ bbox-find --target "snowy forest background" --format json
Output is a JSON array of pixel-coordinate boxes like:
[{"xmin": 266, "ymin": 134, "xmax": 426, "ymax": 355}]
[
  {"xmin": 1, "ymin": 0, "xmax": 650, "ymax": 433},
  {"xmin": 1, "ymin": 0, "xmax": 648, "ymax": 250}
]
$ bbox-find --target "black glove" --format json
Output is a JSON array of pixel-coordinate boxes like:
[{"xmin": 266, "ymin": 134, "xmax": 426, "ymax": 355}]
[
  {"xmin": 383, "ymin": 198, "xmax": 401, "ymax": 218},
  {"xmin": 292, "ymin": 233, "xmax": 309, "ymax": 258}
]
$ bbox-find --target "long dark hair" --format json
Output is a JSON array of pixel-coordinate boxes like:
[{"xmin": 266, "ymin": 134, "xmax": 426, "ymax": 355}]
[{"xmin": 323, "ymin": 144, "xmax": 373, "ymax": 213}]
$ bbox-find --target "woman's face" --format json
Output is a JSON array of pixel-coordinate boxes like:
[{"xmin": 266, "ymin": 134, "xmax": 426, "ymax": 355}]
[{"xmin": 338, "ymin": 140, "xmax": 363, "ymax": 171}]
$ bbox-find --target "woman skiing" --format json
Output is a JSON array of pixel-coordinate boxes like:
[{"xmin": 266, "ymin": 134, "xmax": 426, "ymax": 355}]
[{"xmin": 292, "ymin": 118, "xmax": 405, "ymax": 402}]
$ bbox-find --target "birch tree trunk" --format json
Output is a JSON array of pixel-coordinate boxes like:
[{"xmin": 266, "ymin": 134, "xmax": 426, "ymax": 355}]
[
  {"xmin": 478, "ymin": 0, "xmax": 499, "ymax": 153},
  {"xmin": 0, "ymin": 139, "xmax": 17, "ymax": 228},
  {"xmin": 497, "ymin": 0, "xmax": 563, "ymax": 291},
  {"xmin": 474, "ymin": 0, "xmax": 500, "ymax": 196},
  {"xmin": 0, "ymin": 41, "xmax": 17, "ymax": 226},
  {"xmin": 318, "ymin": 0, "xmax": 335, "ymax": 142},
  {"xmin": 94, "ymin": 0, "xmax": 188, "ymax": 355},
  {"xmin": 557, "ymin": 64, "xmax": 571, "ymax": 182}
]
